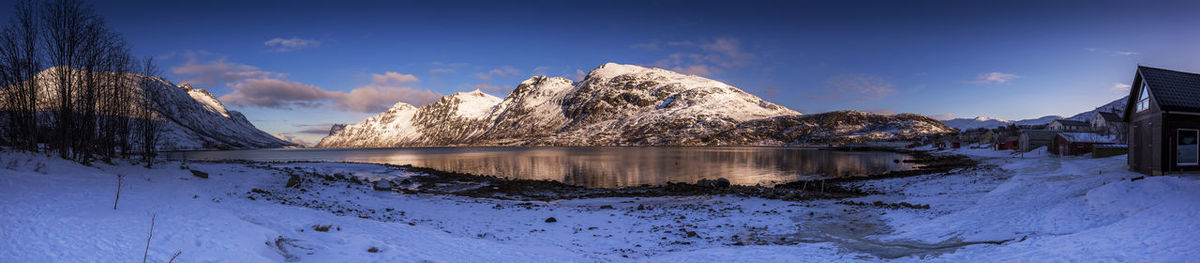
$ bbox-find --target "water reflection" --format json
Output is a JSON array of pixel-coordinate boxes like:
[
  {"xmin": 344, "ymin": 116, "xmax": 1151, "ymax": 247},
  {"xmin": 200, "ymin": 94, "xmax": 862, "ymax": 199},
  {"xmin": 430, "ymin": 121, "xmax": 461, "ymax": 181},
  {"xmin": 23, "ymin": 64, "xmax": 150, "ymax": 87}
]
[{"xmin": 165, "ymin": 147, "xmax": 914, "ymax": 188}]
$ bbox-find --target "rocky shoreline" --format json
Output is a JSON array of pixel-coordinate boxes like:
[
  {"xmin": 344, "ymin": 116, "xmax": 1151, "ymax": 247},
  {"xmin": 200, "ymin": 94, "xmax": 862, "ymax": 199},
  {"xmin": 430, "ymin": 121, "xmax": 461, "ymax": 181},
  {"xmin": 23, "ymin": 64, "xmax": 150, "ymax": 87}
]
[{"xmin": 221, "ymin": 148, "xmax": 976, "ymax": 202}]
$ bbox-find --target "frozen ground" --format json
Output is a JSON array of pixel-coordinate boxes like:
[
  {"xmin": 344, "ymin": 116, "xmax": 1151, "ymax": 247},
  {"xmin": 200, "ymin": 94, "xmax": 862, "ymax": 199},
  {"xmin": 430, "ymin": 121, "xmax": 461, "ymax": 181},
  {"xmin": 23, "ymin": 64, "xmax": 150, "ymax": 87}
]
[{"xmin": 1, "ymin": 147, "xmax": 1197, "ymax": 262}]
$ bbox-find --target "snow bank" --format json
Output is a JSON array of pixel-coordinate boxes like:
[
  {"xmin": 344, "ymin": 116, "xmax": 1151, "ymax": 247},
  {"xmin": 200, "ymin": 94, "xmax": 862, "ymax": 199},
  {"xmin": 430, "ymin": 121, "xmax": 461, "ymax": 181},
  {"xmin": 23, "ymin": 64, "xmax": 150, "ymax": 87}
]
[{"xmin": 2, "ymin": 149, "xmax": 1198, "ymax": 262}]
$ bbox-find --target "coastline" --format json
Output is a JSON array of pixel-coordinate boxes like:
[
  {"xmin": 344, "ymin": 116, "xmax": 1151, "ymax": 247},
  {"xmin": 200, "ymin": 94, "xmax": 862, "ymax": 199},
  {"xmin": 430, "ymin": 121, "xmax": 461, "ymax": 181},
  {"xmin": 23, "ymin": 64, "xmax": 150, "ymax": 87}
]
[
  {"xmin": 3, "ymin": 148, "xmax": 1195, "ymax": 262},
  {"xmin": 193, "ymin": 147, "xmax": 975, "ymax": 202}
]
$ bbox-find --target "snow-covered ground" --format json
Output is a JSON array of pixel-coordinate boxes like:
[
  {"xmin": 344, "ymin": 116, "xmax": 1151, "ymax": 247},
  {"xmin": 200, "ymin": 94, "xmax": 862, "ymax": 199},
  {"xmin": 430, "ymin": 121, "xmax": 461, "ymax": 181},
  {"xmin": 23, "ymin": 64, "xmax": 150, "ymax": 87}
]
[{"xmin": 1, "ymin": 147, "xmax": 1197, "ymax": 262}]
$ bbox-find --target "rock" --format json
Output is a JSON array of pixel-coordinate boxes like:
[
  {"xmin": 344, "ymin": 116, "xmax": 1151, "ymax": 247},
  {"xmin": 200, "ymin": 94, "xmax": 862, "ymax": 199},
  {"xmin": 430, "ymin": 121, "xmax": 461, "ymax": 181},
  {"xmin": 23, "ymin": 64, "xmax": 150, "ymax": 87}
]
[
  {"xmin": 373, "ymin": 180, "xmax": 394, "ymax": 191},
  {"xmin": 367, "ymin": 247, "xmax": 380, "ymax": 253},
  {"xmin": 544, "ymin": 217, "xmax": 557, "ymax": 223},
  {"xmin": 189, "ymin": 169, "xmax": 209, "ymax": 179},
  {"xmin": 286, "ymin": 174, "xmax": 301, "ymax": 188},
  {"xmin": 686, "ymin": 231, "xmax": 698, "ymax": 238},
  {"xmin": 697, "ymin": 178, "xmax": 731, "ymax": 188},
  {"xmin": 715, "ymin": 178, "xmax": 731, "ymax": 188},
  {"xmin": 782, "ymin": 191, "xmax": 800, "ymax": 201},
  {"xmin": 312, "ymin": 225, "xmax": 332, "ymax": 232}
]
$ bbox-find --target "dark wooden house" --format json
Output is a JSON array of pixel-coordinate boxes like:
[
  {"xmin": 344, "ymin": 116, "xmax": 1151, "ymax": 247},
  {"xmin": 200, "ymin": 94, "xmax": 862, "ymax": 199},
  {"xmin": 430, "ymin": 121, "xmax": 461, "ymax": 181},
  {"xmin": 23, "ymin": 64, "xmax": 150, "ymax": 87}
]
[
  {"xmin": 1047, "ymin": 119, "xmax": 1089, "ymax": 131},
  {"xmin": 1019, "ymin": 130, "xmax": 1058, "ymax": 152},
  {"xmin": 1124, "ymin": 66, "xmax": 1200, "ymax": 175}
]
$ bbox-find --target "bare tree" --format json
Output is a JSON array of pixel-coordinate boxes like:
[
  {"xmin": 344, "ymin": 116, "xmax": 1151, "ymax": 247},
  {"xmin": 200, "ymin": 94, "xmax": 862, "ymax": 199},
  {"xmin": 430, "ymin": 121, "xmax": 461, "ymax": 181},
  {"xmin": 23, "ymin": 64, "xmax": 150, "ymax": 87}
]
[
  {"xmin": 136, "ymin": 56, "xmax": 160, "ymax": 167},
  {"xmin": 0, "ymin": 0, "xmax": 42, "ymax": 152},
  {"xmin": 1, "ymin": 0, "xmax": 147, "ymax": 162},
  {"xmin": 142, "ymin": 213, "xmax": 155, "ymax": 263},
  {"xmin": 112, "ymin": 173, "xmax": 124, "ymax": 209},
  {"xmin": 42, "ymin": 0, "xmax": 92, "ymax": 159}
]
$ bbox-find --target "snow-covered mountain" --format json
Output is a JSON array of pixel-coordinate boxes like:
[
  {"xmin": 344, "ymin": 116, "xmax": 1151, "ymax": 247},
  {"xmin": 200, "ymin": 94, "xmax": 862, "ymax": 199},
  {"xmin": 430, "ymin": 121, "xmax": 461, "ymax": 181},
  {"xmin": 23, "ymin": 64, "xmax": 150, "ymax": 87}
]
[
  {"xmin": 1, "ymin": 67, "xmax": 291, "ymax": 150},
  {"xmin": 314, "ymin": 90, "xmax": 503, "ymax": 147},
  {"xmin": 940, "ymin": 115, "xmax": 1063, "ymax": 131},
  {"xmin": 940, "ymin": 95, "xmax": 1129, "ymax": 131},
  {"xmin": 1066, "ymin": 96, "xmax": 1127, "ymax": 121},
  {"xmin": 317, "ymin": 63, "xmax": 952, "ymax": 147},
  {"xmin": 710, "ymin": 111, "xmax": 954, "ymax": 145},
  {"xmin": 156, "ymin": 82, "xmax": 293, "ymax": 150}
]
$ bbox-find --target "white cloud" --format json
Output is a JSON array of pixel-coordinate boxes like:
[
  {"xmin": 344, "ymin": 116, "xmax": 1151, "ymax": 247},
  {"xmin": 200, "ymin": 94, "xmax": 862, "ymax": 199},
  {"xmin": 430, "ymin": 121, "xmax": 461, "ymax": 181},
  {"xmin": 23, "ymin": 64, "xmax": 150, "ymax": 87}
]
[
  {"xmin": 968, "ymin": 72, "xmax": 1019, "ymax": 84},
  {"xmin": 371, "ymin": 72, "xmax": 419, "ymax": 85},
  {"xmin": 170, "ymin": 51, "xmax": 283, "ymax": 86},
  {"xmin": 670, "ymin": 64, "xmax": 716, "ymax": 76},
  {"xmin": 264, "ymin": 37, "xmax": 321, "ymax": 52},
  {"xmin": 569, "ymin": 69, "xmax": 586, "ymax": 81},
  {"xmin": 332, "ymin": 71, "xmax": 440, "ymax": 112},
  {"xmin": 173, "ymin": 52, "xmax": 440, "ymax": 113},
  {"xmin": 646, "ymin": 37, "xmax": 754, "ymax": 76},
  {"xmin": 334, "ymin": 85, "xmax": 441, "ymax": 113},
  {"xmin": 474, "ymin": 66, "xmax": 521, "ymax": 80},
  {"xmin": 822, "ymin": 74, "xmax": 897, "ymax": 102},
  {"xmin": 430, "ymin": 62, "xmax": 467, "ymax": 74},
  {"xmin": 699, "ymin": 38, "xmax": 753, "ymax": 68},
  {"xmin": 1110, "ymin": 82, "xmax": 1132, "ymax": 93},
  {"xmin": 928, "ymin": 113, "xmax": 956, "ymax": 120},
  {"xmin": 1085, "ymin": 48, "xmax": 1137, "ymax": 56},
  {"xmin": 219, "ymin": 78, "xmax": 336, "ymax": 109}
]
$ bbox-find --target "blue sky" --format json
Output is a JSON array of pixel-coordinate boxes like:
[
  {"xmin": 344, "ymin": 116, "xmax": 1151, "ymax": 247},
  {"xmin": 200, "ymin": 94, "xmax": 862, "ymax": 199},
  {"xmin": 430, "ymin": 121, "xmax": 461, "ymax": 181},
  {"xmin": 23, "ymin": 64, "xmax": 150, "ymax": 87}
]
[{"xmin": 4, "ymin": 0, "xmax": 1199, "ymax": 144}]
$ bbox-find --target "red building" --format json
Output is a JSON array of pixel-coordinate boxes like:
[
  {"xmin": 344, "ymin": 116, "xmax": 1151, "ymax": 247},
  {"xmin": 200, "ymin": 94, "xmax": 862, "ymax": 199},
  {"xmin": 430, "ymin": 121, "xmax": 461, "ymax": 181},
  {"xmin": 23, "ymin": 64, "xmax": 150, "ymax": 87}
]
[
  {"xmin": 996, "ymin": 136, "xmax": 1019, "ymax": 150},
  {"xmin": 1052, "ymin": 132, "xmax": 1118, "ymax": 156}
]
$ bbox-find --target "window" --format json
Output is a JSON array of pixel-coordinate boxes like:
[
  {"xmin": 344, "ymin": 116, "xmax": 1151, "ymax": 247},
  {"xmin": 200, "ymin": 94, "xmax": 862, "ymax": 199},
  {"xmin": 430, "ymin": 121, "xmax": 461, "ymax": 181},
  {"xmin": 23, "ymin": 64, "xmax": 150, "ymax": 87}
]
[
  {"xmin": 1137, "ymin": 83, "xmax": 1150, "ymax": 112},
  {"xmin": 1180, "ymin": 129, "xmax": 1199, "ymax": 166}
]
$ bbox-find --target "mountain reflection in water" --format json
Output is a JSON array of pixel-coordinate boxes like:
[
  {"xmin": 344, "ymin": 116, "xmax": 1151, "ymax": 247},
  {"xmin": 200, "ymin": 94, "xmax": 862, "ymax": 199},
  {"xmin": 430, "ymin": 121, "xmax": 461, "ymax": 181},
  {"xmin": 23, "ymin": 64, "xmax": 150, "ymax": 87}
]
[{"xmin": 166, "ymin": 147, "xmax": 915, "ymax": 188}]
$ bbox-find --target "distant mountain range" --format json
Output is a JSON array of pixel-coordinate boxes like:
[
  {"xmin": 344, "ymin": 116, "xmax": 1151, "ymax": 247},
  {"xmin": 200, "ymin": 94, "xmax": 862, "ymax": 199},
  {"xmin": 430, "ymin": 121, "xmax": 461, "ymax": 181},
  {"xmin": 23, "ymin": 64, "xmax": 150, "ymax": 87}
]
[
  {"xmin": 316, "ymin": 63, "xmax": 954, "ymax": 147},
  {"xmin": 1066, "ymin": 96, "xmax": 1127, "ymax": 121},
  {"xmin": 1, "ymin": 67, "xmax": 292, "ymax": 150},
  {"xmin": 939, "ymin": 96, "xmax": 1128, "ymax": 131},
  {"xmin": 939, "ymin": 115, "xmax": 1063, "ymax": 131}
]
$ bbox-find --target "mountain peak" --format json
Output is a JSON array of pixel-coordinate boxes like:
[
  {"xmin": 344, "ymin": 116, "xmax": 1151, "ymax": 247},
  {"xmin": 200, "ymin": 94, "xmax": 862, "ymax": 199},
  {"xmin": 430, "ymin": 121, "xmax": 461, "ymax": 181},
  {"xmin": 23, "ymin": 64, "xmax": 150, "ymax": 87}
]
[
  {"xmin": 587, "ymin": 63, "xmax": 660, "ymax": 79},
  {"xmin": 452, "ymin": 89, "xmax": 491, "ymax": 98},
  {"xmin": 973, "ymin": 116, "xmax": 1008, "ymax": 122},
  {"xmin": 389, "ymin": 101, "xmax": 417, "ymax": 111}
]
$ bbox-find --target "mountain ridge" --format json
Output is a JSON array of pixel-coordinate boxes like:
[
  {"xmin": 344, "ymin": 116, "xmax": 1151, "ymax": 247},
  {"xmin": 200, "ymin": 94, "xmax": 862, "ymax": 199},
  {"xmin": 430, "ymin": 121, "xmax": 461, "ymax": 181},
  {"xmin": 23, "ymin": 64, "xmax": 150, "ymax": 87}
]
[
  {"xmin": 316, "ymin": 63, "xmax": 953, "ymax": 147},
  {"xmin": 939, "ymin": 96, "xmax": 1128, "ymax": 131},
  {"xmin": 1, "ymin": 67, "xmax": 292, "ymax": 150}
]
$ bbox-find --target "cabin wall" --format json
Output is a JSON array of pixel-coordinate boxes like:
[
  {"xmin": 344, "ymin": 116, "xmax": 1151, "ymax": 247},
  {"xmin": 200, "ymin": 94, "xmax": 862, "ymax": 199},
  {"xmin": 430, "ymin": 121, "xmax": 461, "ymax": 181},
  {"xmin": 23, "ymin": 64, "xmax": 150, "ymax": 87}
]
[
  {"xmin": 1161, "ymin": 113, "xmax": 1200, "ymax": 174},
  {"xmin": 1128, "ymin": 102, "xmax": 1163, "ymax": 175}
]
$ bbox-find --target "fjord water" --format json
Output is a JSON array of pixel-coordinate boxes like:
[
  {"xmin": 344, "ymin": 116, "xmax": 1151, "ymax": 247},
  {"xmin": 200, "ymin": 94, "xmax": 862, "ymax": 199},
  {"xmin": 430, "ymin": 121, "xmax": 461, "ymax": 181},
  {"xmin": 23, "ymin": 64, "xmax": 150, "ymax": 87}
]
[{"xmin": 165, "ymin": 147, "xmax": 915, "ymax": 188}]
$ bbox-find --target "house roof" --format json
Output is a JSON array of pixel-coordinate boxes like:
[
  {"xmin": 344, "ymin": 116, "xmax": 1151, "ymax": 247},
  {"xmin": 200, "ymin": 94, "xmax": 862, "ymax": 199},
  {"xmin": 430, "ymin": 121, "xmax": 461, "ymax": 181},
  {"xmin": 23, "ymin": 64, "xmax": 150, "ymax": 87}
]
[
  {"xmin": 1097, "ymin": 112, "xmax": 1122, "ymax": 122},
  {"xmin": 1051, "ymin": 119, "xmax": 1089, "ymax": 127},
  {"xmin": 1057, "ymin": 132, "xmax": 1118, "ymax": 143},
  {"xmin": 1127, "ymin": 66, "xmax": 1200, "ymax": 117},
  {"xmin": 1020, "ymin": 130, "xmax": 1059, "ymax": 140}
]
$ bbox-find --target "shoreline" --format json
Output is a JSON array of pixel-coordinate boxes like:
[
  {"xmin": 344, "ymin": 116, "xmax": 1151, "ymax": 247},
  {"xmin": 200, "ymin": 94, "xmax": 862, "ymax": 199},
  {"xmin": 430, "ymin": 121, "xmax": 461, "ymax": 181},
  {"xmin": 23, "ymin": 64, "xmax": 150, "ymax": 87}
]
[
  {"xmin": 196, "ymin": 148, "xmax": 976, "ymax": 202},
  {"xmin": 3, "ymin": 146, "xmax": 1196, "ymax": 262}
]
